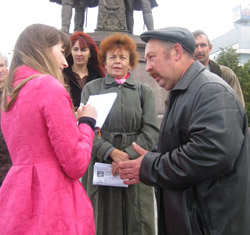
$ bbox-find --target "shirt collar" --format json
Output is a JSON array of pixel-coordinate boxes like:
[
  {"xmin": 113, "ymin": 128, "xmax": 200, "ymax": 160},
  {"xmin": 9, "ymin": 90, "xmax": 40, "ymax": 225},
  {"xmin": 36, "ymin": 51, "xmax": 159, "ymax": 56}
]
[{"xmin": 104, "ymin": 72, "xmax": 137, "ymax": 89}]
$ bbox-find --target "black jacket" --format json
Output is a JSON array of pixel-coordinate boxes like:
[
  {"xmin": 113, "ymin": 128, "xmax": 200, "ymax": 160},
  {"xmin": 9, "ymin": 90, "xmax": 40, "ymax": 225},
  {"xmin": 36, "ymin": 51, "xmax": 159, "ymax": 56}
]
[
  {"xmin": 140, "ymin": 61, "xmax": 250, "ymax": 235},
  {"xmin": 63, "ymin": 66, "xmax": 102, "ymax": 108}
]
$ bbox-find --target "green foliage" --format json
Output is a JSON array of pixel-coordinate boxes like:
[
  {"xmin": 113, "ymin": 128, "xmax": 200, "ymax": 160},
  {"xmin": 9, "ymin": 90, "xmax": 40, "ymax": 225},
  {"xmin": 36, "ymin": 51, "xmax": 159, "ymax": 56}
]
[
  {"xmin": 236, "ymin": 66, "xmax": 250, "ymax": 123},
  {"xmin": 215, "ymin": 47, "xmax": 240, "ymax": 73},
  {"xmin": 215, "ymin": 47, "xmax": 250, "ymax": 125}
]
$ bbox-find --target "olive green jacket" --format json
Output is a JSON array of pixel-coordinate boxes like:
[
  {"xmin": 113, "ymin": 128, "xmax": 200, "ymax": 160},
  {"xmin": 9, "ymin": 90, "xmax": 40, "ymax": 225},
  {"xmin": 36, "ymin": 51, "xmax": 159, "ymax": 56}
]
[
  {"xmin": 81, "ymin": 73, "xmax": 159, "ymax": 235},
  {"xmin": 209, "ymin": 60, "xmax": 245, "ymax": 107},
  {"xmin": 81, "ymin": 73, "xmax": 159, "ymax": 161}
]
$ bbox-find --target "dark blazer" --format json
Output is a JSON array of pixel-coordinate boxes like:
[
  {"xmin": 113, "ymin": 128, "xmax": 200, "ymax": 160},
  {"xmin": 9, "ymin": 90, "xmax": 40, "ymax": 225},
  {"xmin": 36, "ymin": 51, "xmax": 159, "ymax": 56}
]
[{"xmin": 63, "ymin": 66, "xmax": 102, "ymax": 108}]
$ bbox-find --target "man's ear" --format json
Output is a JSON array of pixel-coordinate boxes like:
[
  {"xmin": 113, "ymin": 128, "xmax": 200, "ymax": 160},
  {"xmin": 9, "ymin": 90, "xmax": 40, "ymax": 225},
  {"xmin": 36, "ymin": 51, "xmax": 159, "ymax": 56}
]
[
  {"xmin": 174, "ymin": 43, "xmax": 183, "ymax": 61},
  {"xmin": 209, "ymin": 43, "xmax": 213, "ymax": 52}
]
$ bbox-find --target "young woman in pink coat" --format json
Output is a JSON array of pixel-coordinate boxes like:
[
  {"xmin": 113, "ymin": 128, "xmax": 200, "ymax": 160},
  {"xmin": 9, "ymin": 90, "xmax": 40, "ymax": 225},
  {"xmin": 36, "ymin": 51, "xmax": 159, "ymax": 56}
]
[{"xmin": 0, "ymin": 24, "xmax": 96, "ymax": 235}]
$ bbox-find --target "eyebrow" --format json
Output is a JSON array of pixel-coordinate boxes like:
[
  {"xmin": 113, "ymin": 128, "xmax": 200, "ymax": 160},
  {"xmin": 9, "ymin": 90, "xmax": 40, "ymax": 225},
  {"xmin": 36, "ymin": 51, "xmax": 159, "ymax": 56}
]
[{"xmin": 145, "ymin": 51, "xmax": 153, "ymax": 59}]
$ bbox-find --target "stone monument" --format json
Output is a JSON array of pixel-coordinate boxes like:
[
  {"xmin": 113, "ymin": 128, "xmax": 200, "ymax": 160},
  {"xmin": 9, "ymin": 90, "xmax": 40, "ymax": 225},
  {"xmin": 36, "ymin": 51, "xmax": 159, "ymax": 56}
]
[{"xmin": 96, "ymin": 0, "xmax": 127, "ymax": 32}]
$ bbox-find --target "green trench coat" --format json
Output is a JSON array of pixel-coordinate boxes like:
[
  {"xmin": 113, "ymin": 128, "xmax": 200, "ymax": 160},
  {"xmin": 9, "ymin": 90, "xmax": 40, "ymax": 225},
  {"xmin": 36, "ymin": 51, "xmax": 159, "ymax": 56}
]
[{"xmin": 81, "ymin": 73, "xmax": 159, "ymax": 235}]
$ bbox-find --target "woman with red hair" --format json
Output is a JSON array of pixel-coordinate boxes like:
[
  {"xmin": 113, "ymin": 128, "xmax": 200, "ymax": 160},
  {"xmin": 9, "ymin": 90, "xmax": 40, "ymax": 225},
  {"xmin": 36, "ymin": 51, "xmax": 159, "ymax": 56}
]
[{"xmin": 64, "ymin": 31, "xmax": 105, "ymax": 109}]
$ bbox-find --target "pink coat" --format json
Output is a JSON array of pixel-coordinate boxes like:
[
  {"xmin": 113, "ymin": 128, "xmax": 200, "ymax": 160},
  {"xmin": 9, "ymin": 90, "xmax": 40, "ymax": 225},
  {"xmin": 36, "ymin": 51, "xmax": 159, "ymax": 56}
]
[{"xmin": 0, "ymin": 66, "xmax": 95, "ymax": 235}]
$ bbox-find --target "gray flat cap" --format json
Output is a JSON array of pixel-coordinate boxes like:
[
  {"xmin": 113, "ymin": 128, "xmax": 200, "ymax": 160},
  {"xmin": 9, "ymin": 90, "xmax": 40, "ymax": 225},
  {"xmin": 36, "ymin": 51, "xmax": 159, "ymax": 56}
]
[{"xmin": 140, "ymin": 27, "xmax": 196, "ymax": 54}]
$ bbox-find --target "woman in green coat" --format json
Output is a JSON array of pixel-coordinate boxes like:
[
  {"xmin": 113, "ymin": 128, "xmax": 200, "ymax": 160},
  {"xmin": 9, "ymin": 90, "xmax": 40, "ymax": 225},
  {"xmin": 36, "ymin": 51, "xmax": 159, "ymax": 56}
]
[{"xmin": 81, "ymin": 33, "xmax": 159, "ymax": 235}]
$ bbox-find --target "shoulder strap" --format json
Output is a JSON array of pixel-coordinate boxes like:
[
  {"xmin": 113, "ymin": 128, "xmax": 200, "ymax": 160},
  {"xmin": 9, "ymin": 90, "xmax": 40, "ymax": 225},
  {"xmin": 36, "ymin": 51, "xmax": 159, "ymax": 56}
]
[{"xmin": 138, "ymin": 83, "xmax": 144, "ymax": 109}]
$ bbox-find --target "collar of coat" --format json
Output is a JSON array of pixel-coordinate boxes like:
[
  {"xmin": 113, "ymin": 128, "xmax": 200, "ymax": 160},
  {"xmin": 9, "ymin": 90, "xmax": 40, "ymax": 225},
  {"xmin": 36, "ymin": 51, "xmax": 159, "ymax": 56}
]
[
  {"xmin": 171, "ymin": 61, "xmax": 206, "ymax": 93},
  {"xmin": 104, "ymin": 73, "xmax": 138, "ymax": 90},
  {"xmin": 209, "ymin": 60, "xmax": 222, "ymax": 77}
]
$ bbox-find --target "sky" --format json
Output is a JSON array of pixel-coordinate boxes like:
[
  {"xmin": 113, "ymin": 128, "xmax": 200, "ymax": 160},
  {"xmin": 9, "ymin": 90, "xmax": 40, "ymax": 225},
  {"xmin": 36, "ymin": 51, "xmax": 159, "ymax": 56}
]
[{"xmin": 0, "ymin": 0, "xmax": 244, "ymax": 57}]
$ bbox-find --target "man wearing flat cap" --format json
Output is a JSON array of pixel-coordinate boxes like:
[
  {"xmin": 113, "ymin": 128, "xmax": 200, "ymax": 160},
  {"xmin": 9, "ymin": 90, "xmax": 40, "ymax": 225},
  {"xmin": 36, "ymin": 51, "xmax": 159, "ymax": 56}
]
[{"xmin": 119, "ymin": 27, "xmax": 250, "ymax": 235}]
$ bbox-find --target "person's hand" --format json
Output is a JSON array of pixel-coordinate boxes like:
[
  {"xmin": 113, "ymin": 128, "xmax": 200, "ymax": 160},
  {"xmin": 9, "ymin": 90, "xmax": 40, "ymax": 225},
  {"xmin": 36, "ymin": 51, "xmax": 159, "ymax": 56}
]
[
  {"xmin": 110, "ymin": 149, "xmax": 131, "ymax": 176},
  {"xmin": 74, "ymin": 111, "xmax": 78, "ymax": 120},
  {"xmin": 77, "ymin": 104, "xmax": 97, "ymax": 120},
  {"xmin": 110, "ymin": 149, "xmax": 131, "ymax": 163},
  {"xmin": 111, "ymin": 162, "xmax": 119, "ymax": 176},
  {"xmin": 118, "ymin": 142, "xmax": 148, "ymax": 185}
]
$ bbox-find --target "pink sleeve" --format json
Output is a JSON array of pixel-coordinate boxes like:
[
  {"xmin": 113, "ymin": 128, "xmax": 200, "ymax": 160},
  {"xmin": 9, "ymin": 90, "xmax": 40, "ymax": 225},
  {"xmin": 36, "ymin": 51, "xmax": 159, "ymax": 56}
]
[{"xmin": 38, "ymin": 76, "xmax": 94, "ymax": 179}]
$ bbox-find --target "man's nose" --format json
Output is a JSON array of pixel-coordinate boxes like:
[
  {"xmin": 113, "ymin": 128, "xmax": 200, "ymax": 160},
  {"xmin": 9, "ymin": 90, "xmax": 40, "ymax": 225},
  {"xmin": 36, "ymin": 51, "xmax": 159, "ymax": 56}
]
[
  {"xmin": 196, "ymin": 45, "xmax": 202, "ymax": 52},
  {"xmin": 145, "ymin": 61, "xmax": 152, "ymax": 72}
]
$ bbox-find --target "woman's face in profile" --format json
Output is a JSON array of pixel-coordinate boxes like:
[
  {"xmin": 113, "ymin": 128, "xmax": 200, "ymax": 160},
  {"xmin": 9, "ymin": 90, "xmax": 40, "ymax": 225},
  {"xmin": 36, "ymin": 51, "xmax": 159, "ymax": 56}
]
[
  {"xmin": 51, "ymin": 41, "xmax": 68, "ymax": 71},
  {"xmin": 105, "ymin": 48, "xmax": 131, "ymax": 79}
]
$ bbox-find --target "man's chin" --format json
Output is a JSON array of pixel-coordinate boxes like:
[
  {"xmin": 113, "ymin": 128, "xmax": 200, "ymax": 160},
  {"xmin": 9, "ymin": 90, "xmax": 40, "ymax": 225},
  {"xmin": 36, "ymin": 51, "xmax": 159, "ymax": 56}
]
[
  {"xmin": 157, "ymin": 80, "xmax": 165, "ymax": 88},
  {"xmin": 197, "ymin": 58, "xmax": 206, "ymax": 64},
  {"xmin": 155, "ymin": 76, "xmax": 163, "ymax": 83}
]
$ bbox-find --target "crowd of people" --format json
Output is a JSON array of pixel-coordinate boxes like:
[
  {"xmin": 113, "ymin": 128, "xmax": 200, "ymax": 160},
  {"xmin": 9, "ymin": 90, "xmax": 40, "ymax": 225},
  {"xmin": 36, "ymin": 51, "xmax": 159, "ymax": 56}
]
[{"xmin": 0, "ymin": 21, "xmax": 250, "ymax": 235}]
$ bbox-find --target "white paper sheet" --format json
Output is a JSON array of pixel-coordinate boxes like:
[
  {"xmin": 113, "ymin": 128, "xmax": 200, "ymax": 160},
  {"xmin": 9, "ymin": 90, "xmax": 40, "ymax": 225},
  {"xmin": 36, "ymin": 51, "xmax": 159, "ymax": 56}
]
[
  {"xmin": 93, "ymin": 162, "xmax": 128, "ymax": 187},
  {"xmin": 83, "ymin": 92, "xmax": 117, "ymax": 129}
]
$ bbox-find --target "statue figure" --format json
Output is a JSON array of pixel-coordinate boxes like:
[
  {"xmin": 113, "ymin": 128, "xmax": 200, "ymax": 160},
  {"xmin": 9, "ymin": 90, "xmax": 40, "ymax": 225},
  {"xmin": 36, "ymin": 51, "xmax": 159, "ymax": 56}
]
[
  {"xmin": 50, "ymin": 0, "xmax": 99, "ymax": 34},
  {"xmin": 96, "ymin": 0, "xmax": 127, "ymax": 31},
  {"xmin": 124, "ymin": 0, "xmax": 158, "ymax": 34}
]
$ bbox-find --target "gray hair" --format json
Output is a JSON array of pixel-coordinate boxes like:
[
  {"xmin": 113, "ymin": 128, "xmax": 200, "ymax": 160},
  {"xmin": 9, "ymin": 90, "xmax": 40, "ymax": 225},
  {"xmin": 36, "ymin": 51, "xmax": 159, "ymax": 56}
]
[
  {"xmin": 0, "ymin": 51, "xmax": 8, "ymax": 67},
  {"xmin": 192, "ymin": 30, "xmax": 211, "ymax": 46}
]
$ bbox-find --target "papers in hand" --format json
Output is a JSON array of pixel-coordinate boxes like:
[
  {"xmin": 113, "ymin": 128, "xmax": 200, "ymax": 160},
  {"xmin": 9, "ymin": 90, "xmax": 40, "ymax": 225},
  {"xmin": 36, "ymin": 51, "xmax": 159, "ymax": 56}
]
[
  {"xmin": 83, "ymin": 92, "xmax": 117, "ymax": 129},
  {"xmin": 93, "ymin": 162, "xmax": 128, "ymax": 187}
]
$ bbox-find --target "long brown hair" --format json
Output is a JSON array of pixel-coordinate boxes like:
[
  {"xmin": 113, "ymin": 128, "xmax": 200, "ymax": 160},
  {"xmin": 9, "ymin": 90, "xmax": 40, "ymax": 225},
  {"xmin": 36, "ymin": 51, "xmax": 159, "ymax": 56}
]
[{"xmin": 2, "ymin": 24, "xmax": 71, "ymax": 111}]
